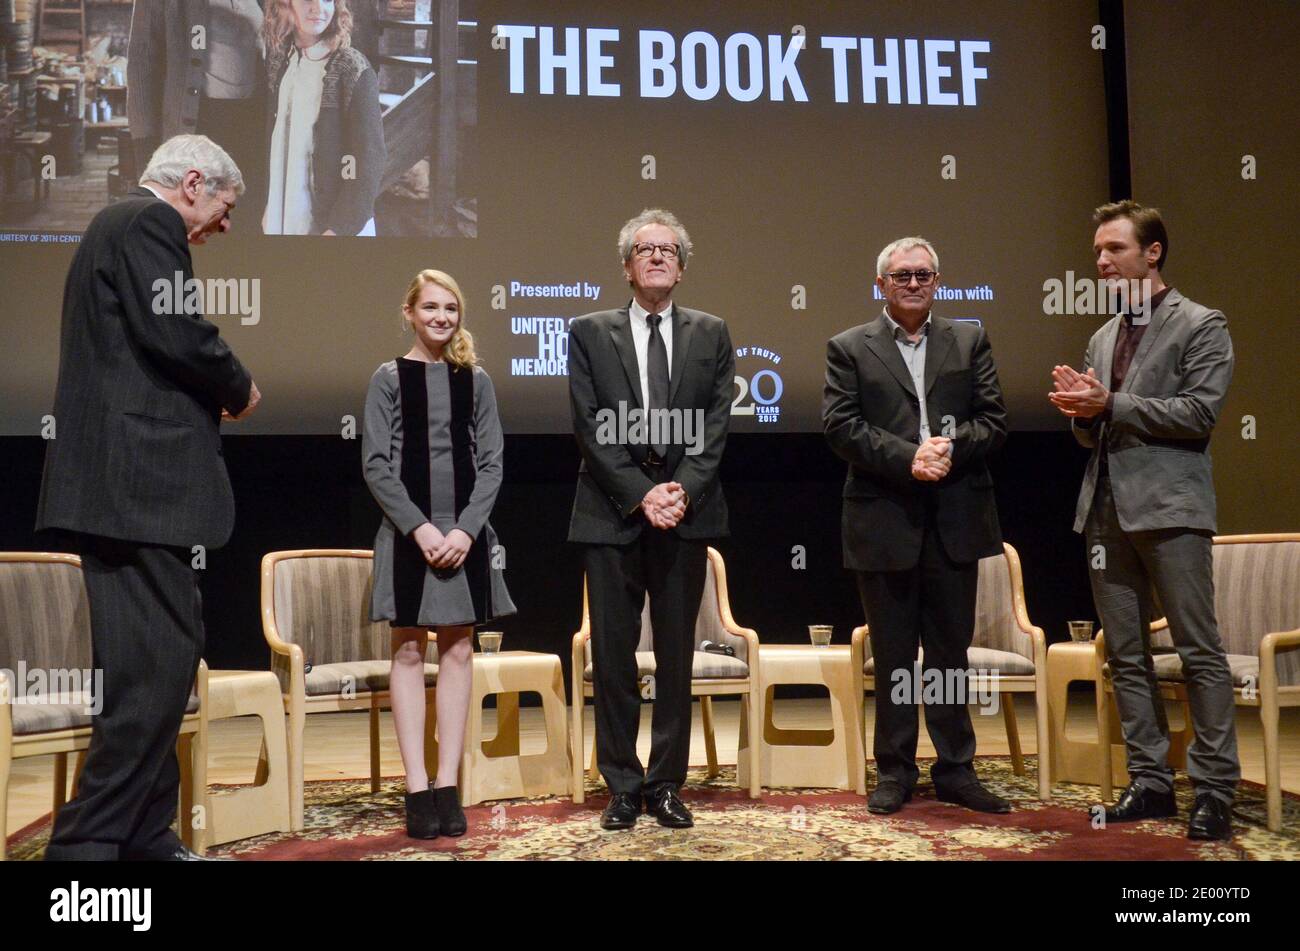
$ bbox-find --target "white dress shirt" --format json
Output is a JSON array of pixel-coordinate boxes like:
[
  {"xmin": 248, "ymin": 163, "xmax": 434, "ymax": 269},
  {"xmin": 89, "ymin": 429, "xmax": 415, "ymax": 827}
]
[
  {"xmin": 883, "ymin": 307, "xmax": 932, "ymax": 441},
  {"xmin": 629, "ymin": 298, "xmax": 674, "ymax": 409}
]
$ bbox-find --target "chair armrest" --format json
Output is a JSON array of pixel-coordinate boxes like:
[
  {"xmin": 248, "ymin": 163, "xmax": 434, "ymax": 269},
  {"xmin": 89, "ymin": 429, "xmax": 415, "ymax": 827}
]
[{"xmin": 1260, "ymin": 628, "xmax": 1300, "ymax": 693}]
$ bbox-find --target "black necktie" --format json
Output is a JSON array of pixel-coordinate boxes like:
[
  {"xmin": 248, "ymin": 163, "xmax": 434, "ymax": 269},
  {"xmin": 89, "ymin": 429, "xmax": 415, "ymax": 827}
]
[{"xmin": 646, "ymin": 313, "xmax": 670, "ymax": 458}]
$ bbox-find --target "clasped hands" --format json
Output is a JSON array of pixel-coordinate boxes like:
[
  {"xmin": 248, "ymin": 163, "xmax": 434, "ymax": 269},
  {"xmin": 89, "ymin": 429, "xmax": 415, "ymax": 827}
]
[
  {"xmin": 911, "ymin": 436, "xmax": 952, "ymax": 482},
  {"xmin": 641, "ymin": 481, "xmax": 687, "ymax": 530},
  {"xmin": 1048, "ymin": 365, "xmax": 1109, "ymax": 419},
  {"xmin": 411, "ymin": 523, "xmax": 473, "ymax": 570}
]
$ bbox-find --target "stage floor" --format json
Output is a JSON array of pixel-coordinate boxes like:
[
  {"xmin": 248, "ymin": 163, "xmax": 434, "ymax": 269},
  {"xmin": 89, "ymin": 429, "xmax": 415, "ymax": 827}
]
[{"xmin": 8, "ymin": 693, "xmax": 1299, "ymax": 837}]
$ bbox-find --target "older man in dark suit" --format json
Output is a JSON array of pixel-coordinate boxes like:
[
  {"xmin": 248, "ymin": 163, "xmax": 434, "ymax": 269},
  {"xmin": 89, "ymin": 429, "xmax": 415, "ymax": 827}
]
[
  {"xmin": 568, "ymin": 208, "xmax": 734, "ymax": 830},
  {"xmin": 36, "ymin": 134, "xmax": 259, "ymax": 860},
  {"xmin": 824, "ymin": 236, "xmax": 1009, "ymax": 815}
]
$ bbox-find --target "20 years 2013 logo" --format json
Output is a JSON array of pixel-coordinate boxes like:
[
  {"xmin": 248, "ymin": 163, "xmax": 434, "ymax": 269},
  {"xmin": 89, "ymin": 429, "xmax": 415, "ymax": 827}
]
[{"xmin": 732, "ymin": 345, "xmax": 783, "ymax": 424}]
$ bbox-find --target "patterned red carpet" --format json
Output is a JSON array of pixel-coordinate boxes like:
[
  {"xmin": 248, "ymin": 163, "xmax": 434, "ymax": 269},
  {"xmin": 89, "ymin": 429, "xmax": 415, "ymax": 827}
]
[{"xmin": 9, "ymin": 757, "xmax": 1298, "ymax": 860}]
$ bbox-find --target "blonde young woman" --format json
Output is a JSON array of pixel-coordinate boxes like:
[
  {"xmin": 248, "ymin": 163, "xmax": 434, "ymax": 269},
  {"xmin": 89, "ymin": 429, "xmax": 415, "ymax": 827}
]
[
  {"xmin": 262, "ymin": 0, "xmax": 386, "ymax": 235},
  {"xmin": 362, "ymin": 270, "xmax": 515, "ymax": 837}
]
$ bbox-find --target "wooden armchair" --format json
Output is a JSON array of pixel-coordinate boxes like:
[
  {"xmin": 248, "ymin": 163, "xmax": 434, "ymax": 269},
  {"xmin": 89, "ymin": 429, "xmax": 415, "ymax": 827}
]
[
  {"xmin": 0, "ymin": 552, "xmax": 203, "ymax": 859},
  {"xmin": 1095, "ymin": 533, "xmax": 1300, "ymax": 831},
  {"xmin": 851, "ymin": 542, "xmax": 1051, "ymax": 799},
  {"xmin": 260, "ymin": 549, "xmax": 438, "ymax": 830},
  {"xmin": 570, "ymin": 547, "xmax": 762, "ymax": 802}
]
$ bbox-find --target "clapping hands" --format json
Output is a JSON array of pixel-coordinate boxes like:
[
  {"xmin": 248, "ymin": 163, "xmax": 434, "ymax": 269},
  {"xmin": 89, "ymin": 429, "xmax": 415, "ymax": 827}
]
[{"xmin": 1049, "ymin": 365, "xmax": 1108, "ymax": 419}]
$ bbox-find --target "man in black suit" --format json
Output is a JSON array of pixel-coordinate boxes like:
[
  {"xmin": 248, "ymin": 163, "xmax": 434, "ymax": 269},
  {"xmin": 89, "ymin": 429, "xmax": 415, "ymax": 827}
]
[
  {"xmin": 36, "ymin": 134, "xmax": 259, "ymax": 860},
  {"xmin": 823, "ymin": 236, "xmax": 1009, "ymax": 815},
  {"xmin": 568, "ymin": 208, "xmax": 734, "ymax": 830}
]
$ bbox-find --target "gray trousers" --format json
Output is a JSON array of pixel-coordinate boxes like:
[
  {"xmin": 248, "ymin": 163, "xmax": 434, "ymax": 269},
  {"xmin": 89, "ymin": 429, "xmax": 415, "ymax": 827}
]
[{"xmin": 1085, "ymin": 478, "xmax": 1239, "ymax": 803}]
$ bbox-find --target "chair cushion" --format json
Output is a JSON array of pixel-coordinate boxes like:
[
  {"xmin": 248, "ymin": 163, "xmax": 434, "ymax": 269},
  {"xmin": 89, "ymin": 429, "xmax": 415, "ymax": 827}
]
[
  {"xmin": 583, "ymin": 650, "xmax": 749, "ymax": 682},
  {"xmin": 865, "ymin": 647, "xmax": 1035, "ymax": 677},
  {"xmin": 304, "ymin": 660, "xmax": 437, "ymax": 697},
  {"xmin": 1151, "ymin": 652, "xmax": 1258, "ymax": 688},
  {"xmin": 9, "ymin": 691, "xmax": 198, "ymax": 736}
]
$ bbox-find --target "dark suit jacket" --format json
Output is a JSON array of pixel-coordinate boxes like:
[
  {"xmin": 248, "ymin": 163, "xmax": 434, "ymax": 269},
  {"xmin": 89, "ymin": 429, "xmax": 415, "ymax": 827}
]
[
  {"xmin": 36, "ymin": 187, "xmax": 253, "ymax": 550},
  {"xmin": 823, "ymin": 313, "xmax": 1007, "ymax": 572},
  {"xmin": 567, "ymin": 303, "xmax": 734, "ymax": 544}
]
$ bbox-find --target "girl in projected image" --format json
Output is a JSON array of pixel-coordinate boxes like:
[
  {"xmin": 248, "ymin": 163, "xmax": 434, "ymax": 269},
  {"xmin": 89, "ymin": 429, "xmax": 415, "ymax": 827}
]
[
  {"xmin": 262, "ymin": 0, "xmax": 386, "ymax": 235},
  {"xmin": 362, "ymin": 270, "xmax": 516, "ymax": 838}
]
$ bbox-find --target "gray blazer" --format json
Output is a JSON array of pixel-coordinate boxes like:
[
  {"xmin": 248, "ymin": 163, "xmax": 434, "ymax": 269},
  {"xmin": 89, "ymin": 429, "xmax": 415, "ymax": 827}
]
[
  {"xmin": 35, "ymin": 188, "xmax": 253, "ymax": 550},
  {"xmin": 1072, "ymin": 288, "xmax": 1233, "ymax": 534},
  {"xmin": 567, "ymin": 303, "xmax": 734, "ymax": 545}
]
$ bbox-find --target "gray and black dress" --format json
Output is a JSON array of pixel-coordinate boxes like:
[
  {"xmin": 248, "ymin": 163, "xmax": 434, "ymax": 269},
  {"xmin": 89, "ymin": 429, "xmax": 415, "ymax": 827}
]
[{"xmin": 363, "ymin": 358, "xmax": 515, "ymax": 627}]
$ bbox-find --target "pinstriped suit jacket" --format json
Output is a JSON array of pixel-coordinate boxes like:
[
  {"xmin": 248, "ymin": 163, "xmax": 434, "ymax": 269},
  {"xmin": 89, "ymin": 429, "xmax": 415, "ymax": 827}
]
[{"xmin": 36, "ymin": 188, "xmax": 253, "ymax": 549}]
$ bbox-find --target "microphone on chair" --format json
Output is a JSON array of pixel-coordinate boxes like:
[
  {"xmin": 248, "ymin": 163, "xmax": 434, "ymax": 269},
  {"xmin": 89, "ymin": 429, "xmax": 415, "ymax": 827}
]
[{"xmin": 700, "ymin": 641, "xmax": 736, "ymax": 657}]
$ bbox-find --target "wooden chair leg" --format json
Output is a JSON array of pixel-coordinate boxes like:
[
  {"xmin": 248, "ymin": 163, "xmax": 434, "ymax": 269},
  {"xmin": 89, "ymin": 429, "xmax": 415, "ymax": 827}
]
[
  {"xmin": 369, "ymin": 701, "xmax": 382, "ymax": 793},
  {"xmin": 0, "ymin": 715, "xmax": 10, "ymax": 862},
  {"xmin": 1097, "ymin": 682, "xmax": 1113, "ymax": 802},
  {"xmin": 287, "ymin": 704, "xmax": 305, "ymax": 831},
  {"xmin": 53, "ymin": 751, "xmax": 69, "ymax": 815},
  {"xmin": 254, "ymin": 735, "xmax": 270, "ymax": 787},
  {"xmin": 1035, "ymin": 670, "xmax": 1051, "ymax": 801},
  {"xmin": 747, "ymin": 684, "xmax": 763, "ymax": 798},
  {"xmin": 1262, "ymin": 694, "xmax": 1282, "ymax": 833},
  {"xmin": 71, "ymin": 749, "xmax": 87, "ymax": 799},
  {"xmin": 424, "ymin": 687, "xmax": 439, "ymax": 787},
  {"xmin": 700, "ymin": 695, "xmax": 719, "ymax": 779},
  {"xmin": 1002, "ymin": 693, "xmax": 1024, "ymax": 776},
  {"xmin": 587, "ymin": 724, "xmax": 600, "ymax": 782},
  {"xmin": 570, "ymin": 683, "xmax": 585, "ymax": 805},
  {"xmin": 176, "ymin": 731, "xmax": 195, "ymax": 851}
]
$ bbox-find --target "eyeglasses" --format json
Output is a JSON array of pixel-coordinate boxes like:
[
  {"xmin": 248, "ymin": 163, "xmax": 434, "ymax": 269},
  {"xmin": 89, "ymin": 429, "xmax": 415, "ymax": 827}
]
[
  {"xmin": 632, "ymin": 242, "xmax": 681, "ymax": 260},
  {"xmin": 886, "ymin": 269, "xmax": 937, "ymax": 287}
]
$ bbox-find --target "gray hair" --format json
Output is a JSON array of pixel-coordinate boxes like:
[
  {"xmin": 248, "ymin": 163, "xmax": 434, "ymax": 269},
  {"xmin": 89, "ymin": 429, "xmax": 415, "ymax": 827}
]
[
  {"xmin": 140, "ymin": 134, "xmax": 245, "ymax": 196},
  {"xmin": 617, "ymin": 208, "xmax": 693, "ymax": 268},
  {"xmin": 876, "ymin": 236, "xmax": 939, "ymax": 277}
]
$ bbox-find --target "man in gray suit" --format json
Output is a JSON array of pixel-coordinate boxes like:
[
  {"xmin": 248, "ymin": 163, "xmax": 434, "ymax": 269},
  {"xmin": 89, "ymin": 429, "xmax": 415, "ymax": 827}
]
[
  {"xmin": 1051, "ymin": 200, "xmax": 1238, "ymax": 840},
  {"xmin": 37, "ymin": 135, "xmax": 259, "ymax": 860},
  {"xmin": 568, "ymin": 208, "xmax": 734, "ymax": 830}
]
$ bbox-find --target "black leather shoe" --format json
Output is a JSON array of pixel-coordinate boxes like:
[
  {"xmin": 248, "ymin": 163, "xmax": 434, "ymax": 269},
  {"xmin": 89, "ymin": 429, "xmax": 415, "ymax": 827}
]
[
  {"xmin": 646, "ymin": 787, "xmax": 694, "ymax": 828},
  {"xmin": 1187, "ymin": 793, "xmax": 1233, "ymax": 841},
  {"xmin": 1102, "ymin": 782, "xmax": 1177, "ymax": 823},
  {"xmin": 405, "ymin": 788, "xmax": 440, "ymax": 839},
  {"xmin": 433, "ymin": 785, "xmax": 467, "ymax": 837},
  {"xmin": 937, "ymin": 781, "xmax": 1012, "ymax": 814},
  {"xmin": 867, "ymin": 781, "xmax": 912, "ymax": 815},
  {"xmin": 600, "ymin": 793, "xmax": 642, "ymax": 830}
]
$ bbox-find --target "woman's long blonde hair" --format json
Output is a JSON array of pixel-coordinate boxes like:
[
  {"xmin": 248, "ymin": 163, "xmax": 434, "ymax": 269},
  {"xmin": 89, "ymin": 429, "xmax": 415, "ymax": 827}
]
[
  {"xmin": 262, "ymin": 0, "xmax": 354, "ymax": 54},
  {"xmin": 403, "ymin": 269, "xmax": 478, "ymax": 369}
]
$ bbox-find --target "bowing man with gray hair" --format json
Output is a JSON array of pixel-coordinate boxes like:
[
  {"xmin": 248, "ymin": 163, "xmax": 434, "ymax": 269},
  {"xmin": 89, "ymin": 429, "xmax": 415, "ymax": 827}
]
[{"xmin": 36, "ymin": 134, "xmax": 259, "ymax": 860}]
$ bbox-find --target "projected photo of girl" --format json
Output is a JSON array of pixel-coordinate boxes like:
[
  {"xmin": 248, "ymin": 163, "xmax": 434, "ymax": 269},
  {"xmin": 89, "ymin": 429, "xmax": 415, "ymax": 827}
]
[{"xmin": 262, "ymin": 0, "xmax": 385, "ymax": 235}]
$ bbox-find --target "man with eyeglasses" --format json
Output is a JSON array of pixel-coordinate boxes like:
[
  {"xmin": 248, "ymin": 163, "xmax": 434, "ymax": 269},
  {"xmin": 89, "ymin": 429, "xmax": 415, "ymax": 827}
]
[
  {"xmin": 1050, "ymin": 201, "xmax": 1238, "ymax": 841},
  {"xmin": 823, "ymin": 236, "xmax": 1009, "ymax": 815},
  {"xmin": 567, "ymin": 208, "xmax": 734, "ymax": 831}
]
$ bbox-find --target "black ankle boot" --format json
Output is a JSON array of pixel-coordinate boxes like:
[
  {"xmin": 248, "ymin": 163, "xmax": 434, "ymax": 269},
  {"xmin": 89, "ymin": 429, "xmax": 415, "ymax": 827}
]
[
  {"xmin": 404, "ymin": 789, "xmax": 440, "ymax": 839},
  {"xmin": 433, "ymin": 785, "xmax": 466, "ymax": 837}
]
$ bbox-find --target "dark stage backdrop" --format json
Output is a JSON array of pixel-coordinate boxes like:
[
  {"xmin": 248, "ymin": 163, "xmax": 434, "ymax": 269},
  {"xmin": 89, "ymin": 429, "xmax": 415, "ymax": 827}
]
[{"xmin": 1, "ymin": 431, "xmax": 1098, "ymax": 685}]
